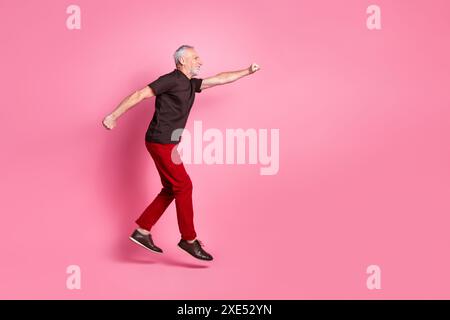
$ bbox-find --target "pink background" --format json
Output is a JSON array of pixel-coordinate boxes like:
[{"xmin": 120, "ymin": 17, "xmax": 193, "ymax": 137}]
[{"xmin": 1, "ymin": 0, "xmax": 449, "ymax": 299}]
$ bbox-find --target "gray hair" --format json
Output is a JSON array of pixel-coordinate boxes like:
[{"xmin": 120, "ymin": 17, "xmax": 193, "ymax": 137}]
[{"xmin": 173, "ymin": 45, "xmax": 194, "ymax": 66}]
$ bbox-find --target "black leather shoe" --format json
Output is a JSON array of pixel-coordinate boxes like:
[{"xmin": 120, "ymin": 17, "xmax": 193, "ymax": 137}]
[
  {"xmin": 129, "ymin": 230, "xmax": 163, "ymax": 254},
  {"xmin": 178, "ymin": 239, "xmax": 213, "ymax": 261}
]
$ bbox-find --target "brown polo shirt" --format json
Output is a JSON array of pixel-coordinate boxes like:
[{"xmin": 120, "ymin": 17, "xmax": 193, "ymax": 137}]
[{"xmin": 146, "ymin": 69, "xmax": 203, "ymax": 143}]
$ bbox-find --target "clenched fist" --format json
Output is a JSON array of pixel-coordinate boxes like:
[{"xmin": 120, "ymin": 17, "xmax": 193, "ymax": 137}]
[
  {"xmin": 249, "ymin": 63, "xmax": 261, "ymax": 74},
  {"xmin": 102, "ymin": 114, "xmax": 117, "ymax": 130}
]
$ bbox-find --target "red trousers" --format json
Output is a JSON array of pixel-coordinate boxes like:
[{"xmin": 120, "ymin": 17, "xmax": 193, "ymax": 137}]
[{"xmin": 135, "ymin": 141, "xmax": 197, "ymax": 241}]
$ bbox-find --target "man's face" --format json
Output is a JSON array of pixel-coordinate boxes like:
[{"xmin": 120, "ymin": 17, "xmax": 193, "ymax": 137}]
[{"xmin": 183, "ymin": 48, "xmax": 203, "ymax": 76}]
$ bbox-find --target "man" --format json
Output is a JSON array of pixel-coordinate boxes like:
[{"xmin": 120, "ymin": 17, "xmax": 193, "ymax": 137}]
[{"xmin": 102, "ymin": 45, "xmax": 260, "ymax": 261}]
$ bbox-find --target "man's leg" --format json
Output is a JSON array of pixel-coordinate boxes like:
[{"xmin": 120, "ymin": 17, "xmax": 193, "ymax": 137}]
[
  {"xmin": 168, "ymin": 147, "xmax": 213, "ymax": 261},
  {"xmin": 142, "ymin": 142, "xmax": 197, "ymax": 241},
  {"xmin": 173, "ymin": 170, "xmax": 196, "ymax": 241},
  {"xmin": 133, "ymin": 142, "xmax": 213, "ymax": 260},
  {"xmin": 135, "ymin": 142, "xmax": 175, "ymax": 231}
]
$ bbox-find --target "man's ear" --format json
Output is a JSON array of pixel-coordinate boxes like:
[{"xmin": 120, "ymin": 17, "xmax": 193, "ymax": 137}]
[{"xmin": 179, "ymin": 56, "xmax": 185, "ymax": 66}]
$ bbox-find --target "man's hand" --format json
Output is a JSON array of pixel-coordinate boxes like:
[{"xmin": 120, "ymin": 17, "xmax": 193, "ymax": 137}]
[
  {"xmin": 102, "ymin": 114, "xmax": 117, "ymax": 130},
  {"xmin": 249, "ymin": 63, "xmax": 261, "ymax": 74}
]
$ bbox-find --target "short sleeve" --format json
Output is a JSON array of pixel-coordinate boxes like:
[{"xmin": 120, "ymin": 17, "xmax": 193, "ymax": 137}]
[
  {"xmin": 191, "ymin": 78, "xmax": 203, "ymax": 93},
  {"xmin": 148, "ymin": 73, "xmax": 176, "ymax": 95}
]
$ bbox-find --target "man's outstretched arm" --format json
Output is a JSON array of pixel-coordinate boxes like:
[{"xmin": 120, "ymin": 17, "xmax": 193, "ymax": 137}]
[
  {"xmin": 102, "ymin": 86, "xmax": 155, "ymax": 130},
  {"xmin": 200, "ymin": 63, "xmax": 260, "ymax": 91}
]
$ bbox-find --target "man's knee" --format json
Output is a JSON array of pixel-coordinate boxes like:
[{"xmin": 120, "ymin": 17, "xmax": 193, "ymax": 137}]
[
  {"xmin": 182, "ymin": 176, "xmax": 193, "ymax": 192},
  {"xmin": 160, "ymin": 186, "xmax": 174, "ymax": 196},
  {"xmin": 173, "ymin": 176, "xmax": 193, "ymax": 194}
]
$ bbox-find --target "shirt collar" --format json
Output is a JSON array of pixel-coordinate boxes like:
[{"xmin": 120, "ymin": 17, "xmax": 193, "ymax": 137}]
[{"xmin": 175, "ymin": 68, "xmax": 191, "ymax": 80}]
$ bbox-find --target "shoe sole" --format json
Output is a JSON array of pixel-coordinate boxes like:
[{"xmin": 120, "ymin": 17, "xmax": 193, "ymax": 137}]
[
  {"xmin": 177, "ymin": 244, "xmax": 213, "ymax": 262},
  {"xmin": 129, "ymin": 236, "xmax": 163, "ymax": 254}
]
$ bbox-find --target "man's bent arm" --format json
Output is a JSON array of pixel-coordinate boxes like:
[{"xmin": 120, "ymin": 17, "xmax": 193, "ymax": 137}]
[{"xmin": 110, "ymin": 86, "xmax": 155, "ymax": 120}]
